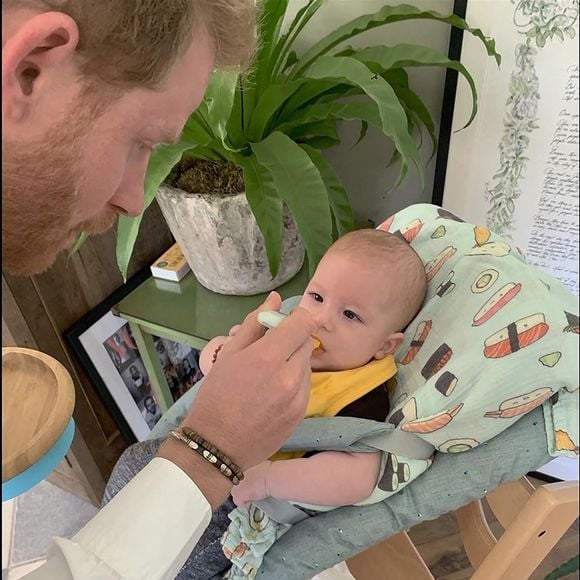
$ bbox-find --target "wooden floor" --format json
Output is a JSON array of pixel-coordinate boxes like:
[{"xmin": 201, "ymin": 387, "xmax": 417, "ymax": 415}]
[{"xmin": 406, "ymin": 477, "xmax": 578, "ymax": 579}]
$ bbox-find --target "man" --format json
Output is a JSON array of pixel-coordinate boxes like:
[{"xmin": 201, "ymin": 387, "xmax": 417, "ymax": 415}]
[
  {"xmin": 143, "ymin": 395, "xmax": 162, "ymax": 430},
  {"xmin": 2, "ymin": 1, "xmax": 320, "ymax": 578}
]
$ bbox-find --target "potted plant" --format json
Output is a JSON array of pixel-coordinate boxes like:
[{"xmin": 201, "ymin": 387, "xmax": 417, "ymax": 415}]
[{"xmin": 109, "ymin": 1, "xmax": 499, "ymax": 294}]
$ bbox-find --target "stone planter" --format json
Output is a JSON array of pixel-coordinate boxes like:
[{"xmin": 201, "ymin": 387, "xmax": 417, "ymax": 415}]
[{"xmin": 156, "ymin": 185, "xmax": 305, "ymax": 296}]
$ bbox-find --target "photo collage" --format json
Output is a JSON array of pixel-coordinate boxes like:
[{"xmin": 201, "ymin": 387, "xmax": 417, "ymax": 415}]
[{"xmin": 102, "ymin": 323, "xmax": 203, "ymax": 431}]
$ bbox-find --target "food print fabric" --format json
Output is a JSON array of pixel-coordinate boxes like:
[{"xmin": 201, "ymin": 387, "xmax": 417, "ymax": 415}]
[{"xmin": 377, "ymin": 203, "xmax": 578, "ymax": 473}]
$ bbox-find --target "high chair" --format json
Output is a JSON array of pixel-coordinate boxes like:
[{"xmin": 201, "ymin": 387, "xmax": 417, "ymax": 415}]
[
  {"xmin": 347, "ymin": 477, "xmax": 579, "ymax": 580},
  {"xmin": 103, "ymin": 203, "xmax": 579, "ymax": 580}
]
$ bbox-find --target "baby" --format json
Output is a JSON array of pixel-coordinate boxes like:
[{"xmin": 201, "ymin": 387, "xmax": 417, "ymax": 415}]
[{"xmin": 189, "ymin": 229, "xmax": 427, "ymax": 580}]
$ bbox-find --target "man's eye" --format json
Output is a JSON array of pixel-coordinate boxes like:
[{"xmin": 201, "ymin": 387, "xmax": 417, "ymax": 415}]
[
  {"xmin": 309, "ymin": 292, "xmax": 323, "ymax": 303},
  {"xmin": 343, "ymin": 310, "xmax": 361, "ymax": 322}
]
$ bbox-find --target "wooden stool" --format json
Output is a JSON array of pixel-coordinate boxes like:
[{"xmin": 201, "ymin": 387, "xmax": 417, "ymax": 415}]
[{"xmin": 2, "ymin": 347, "xmax": 75, "ymax": 501}]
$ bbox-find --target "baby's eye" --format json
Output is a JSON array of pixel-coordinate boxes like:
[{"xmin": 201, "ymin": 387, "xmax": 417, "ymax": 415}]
[
  {"xmin": 343, "ymin": 310, "xmax": 361, "ymax": 322},
  {"xmin": 309, "ymin": 292, "xmax": 324, "ymax": 303}
]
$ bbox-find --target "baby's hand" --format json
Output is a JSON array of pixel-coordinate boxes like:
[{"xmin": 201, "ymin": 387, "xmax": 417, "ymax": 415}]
[{"xmin": 231, "ymin": 461, "xmax": 272, "ymax": 507}]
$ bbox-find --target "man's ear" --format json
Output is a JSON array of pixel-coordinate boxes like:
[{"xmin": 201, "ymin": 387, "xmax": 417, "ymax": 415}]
[
  {"xmin": 2, "ymin": 11, "xmax": 79, "ymax": 121},
  {"xmin": 374, "ymin": 332, "xmax": 404, "ymax": 360}
]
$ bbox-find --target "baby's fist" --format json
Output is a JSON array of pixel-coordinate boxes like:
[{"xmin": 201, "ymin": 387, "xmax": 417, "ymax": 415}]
[{"xmin": 231, "ymin": 461, "xmax": 272, "ymax": 507}]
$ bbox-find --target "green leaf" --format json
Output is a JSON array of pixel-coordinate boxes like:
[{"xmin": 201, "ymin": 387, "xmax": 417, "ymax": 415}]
[
  {"xmin": 277, "ymin": 80, "xmax": 360, "ymax": 122},
  {"xmin": 283, "ymin": 50, "xmax": 299, "ymax": 71},
  {"xmin": 271, "ymin": 0, "xmax": 325, "ymax": 78},
  {"xmin": 238, "ymin": 155, "xmax": 284, "ymax": 277},
  {"xmin": 254, "ymin": 0, "xmax": 290, "ymax": 93},
  {"xmin": 291, "ymin": 3, "xmax": 501, "ymax": 78},
  {"xmin": 288, "ymin": 120, "xmax": 340, "ymax": 149},
  {"xmin": 277, "ymin": 101, "xmax": 382, "ymax": 134},
  {"xmin": 248, "ymin": 81, "xmax": 306, "ymax": 142},
  {"xmin": 182, "ymin": 113, "xmax": 214, "ymax": 145},
  {"xmin": 304, "ymin": 55, "xmax": 423, "ymax": 188},
  {"xmin": 351, "ymin": 44, "xmax": 479, "ymax": 128},
  {"xmin": 300, "ymin": 144, "xmax": 354, "ymax": 236},
  {"xmin": 227, "ymin": 79, "xmax": 246, "ymax": 149},
  {"xmin": 395, "ymin": 86, "xmax": 437, "ymax": 160},
  {"xmin": 202, "ymin": 70, "xmax": 239, "ymax": 143},
  {"xmin": 251, "ymin": 132, "xmax": 333, "ymax": 273},
  {"xmin": 236, "ymin": 0, "xmax": 292, "ymax": 138},
  {"xmin": 116, "ymin": 141, "xmax": 195, "ymax": 280},
  {"xmin": 68, "ymin": 231, "xmax": 90, "ymax": 259},
  {"xmin": 386, "ymin": 148, "xmax": 401, "ymax": 168},
  {"xmin": 354, "ymin": 120, "xmax": 369, "ymax": 147}
]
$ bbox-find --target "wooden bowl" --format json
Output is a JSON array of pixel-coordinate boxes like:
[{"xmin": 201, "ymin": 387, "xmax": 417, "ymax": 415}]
[{"xmin": 2, "ymin": 348, "xmax": 75, "ymax": 482}]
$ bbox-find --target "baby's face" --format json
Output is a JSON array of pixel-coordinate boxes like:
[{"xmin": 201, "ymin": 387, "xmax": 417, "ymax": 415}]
[{"xmin": 298, "ymin": 252, "xmax": 401, "ymax": 371}]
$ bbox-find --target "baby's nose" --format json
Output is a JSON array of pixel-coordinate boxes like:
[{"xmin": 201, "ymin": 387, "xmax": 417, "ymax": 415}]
[{"xmin": 313, "ymin": 311, "xmax": 332, "ymax": 331}]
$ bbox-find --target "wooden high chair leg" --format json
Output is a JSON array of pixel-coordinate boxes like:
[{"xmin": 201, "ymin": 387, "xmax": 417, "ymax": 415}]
[
  {"xmin": 471, "ymin": 482, "xmax": 578, "ymax": 580},
  {"xmin": 346, "ymin": 531, "xmax": 434, "ymax": 580}
]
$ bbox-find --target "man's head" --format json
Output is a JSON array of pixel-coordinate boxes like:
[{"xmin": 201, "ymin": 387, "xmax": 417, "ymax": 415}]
[
  {"xmin": 298, "ymin": 229, "xmax": 427, "ymax": 372},
  {"xmin": 2, "ymin": 0, "xmax": 255, "ymax": 275},
  {"xmin": 144, "ymin": 395, "xmax": 156, "ymax": 414}
]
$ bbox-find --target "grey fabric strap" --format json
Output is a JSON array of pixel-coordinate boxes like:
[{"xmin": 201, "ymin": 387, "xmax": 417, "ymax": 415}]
[
  {"xmin": 281, "ymin": 417, "xmax": 435, "ymax": 459},
  {"xmin": 253, "ymin": 498, "xmax": 311, "ymax": 525},
  {"xmin": 359, "ymin": 429, "xmax": 435, "ymax": 460},
  {"xmin": 257, "ymin": 429, "xmax": 435, "ymax": 525}
]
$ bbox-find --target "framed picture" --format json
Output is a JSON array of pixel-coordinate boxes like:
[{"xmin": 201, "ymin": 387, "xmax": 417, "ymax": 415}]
[
  {"xmin": 65, "ymin": 268, "xmax": 203, "ymax": 444},
  {"xmin": 152, "ymin": 336, "xmax": 203, "ymax": 404},
  {"xmin": 434, "ymin": 0, "xmax": 578, "ymax": 294}
]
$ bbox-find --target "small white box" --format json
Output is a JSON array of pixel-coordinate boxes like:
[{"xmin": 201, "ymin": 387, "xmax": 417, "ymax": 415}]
[{"xmin": 150, "ymin": 243, "xmax": 191, "ymax": 282}]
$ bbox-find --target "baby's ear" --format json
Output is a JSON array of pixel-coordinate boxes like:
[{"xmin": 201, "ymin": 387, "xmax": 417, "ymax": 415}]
[{"xmin": 374, "ymin": 332, "xmax": 404, "ymax": 360}]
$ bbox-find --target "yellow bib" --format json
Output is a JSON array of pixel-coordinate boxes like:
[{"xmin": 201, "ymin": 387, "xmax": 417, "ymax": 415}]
[{"xmin": 272, "ymin": 355, "xmax": 397, "ymax": 461}]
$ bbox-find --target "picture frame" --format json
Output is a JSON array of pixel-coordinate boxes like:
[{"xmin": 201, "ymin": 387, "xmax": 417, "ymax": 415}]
[
  {"xmin": 65, "ymin": 267, "xmax": 203, "ymax": 444},
  {"xmin": 433, "ymin": 0, "xmax": 578, "ymax": 295}
]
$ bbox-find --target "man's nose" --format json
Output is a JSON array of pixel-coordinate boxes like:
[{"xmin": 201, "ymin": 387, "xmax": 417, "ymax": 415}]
[{"xmin": 109, "ymin": 187, "xmax": 145, "ymax": 218}]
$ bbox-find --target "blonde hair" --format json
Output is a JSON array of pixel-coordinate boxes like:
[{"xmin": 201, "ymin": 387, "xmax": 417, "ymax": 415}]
[
  {"xmin": 328, "ymin": 229, "xmax": 427, "ymax": 330},
  {"xmin": 3, "ymin": 0, "xmax": 256, "ymax": 88}
]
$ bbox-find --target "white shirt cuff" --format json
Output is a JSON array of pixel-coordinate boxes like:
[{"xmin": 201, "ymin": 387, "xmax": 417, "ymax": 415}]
[{"xmin": 39, "ymin": 457, "xmax": 212, "ymax": 580}]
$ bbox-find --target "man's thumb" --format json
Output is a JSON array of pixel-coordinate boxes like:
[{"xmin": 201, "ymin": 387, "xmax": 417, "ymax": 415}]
[{"xmin": 262, "ymin": 291, "xmax": 282, "ymax": 311}]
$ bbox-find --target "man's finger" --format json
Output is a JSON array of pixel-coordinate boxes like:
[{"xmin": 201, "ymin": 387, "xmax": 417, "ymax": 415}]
[
  {"xmin": 221, "ymin": 291, "xmax": 282, "ymax": 355},
  {"xmin": 253, "ymin": 307, "xmax": 319, "ymax": 364},
  {"xmin": 228, "ymin": 324, "xmax": 241, "ymax": 337}
]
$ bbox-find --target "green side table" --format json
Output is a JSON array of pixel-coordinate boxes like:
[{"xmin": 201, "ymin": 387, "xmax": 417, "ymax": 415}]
[{"xmin": 113, "ymin": 266, "xmax": 309, "ymax": 413}]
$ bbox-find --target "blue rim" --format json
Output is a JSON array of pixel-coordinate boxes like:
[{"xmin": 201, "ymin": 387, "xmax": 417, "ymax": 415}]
[{"xmin": 2, "ymin": 419, "xmax": 75, "ymax": 502}]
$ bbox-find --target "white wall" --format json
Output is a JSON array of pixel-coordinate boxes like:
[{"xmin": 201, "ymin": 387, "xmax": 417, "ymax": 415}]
[{"xmin": 284, "ymin": 0, "xmax": 454, "ymax": 225}]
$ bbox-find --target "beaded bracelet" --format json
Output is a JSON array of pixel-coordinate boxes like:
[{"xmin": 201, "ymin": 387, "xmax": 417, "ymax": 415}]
[
  {"xmin": 168, "ymin": 428, "xmax": 244, "ymax": 485},
  {"xmin": 181, "ymin": 427, "xmax": 245, "ymax": 482}
]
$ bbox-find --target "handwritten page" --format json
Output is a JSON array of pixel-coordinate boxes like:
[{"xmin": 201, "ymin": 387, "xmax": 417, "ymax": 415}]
[
  {"xmin": 442, "ymin": 2, "xmax": 579, "ymax": 296},
  {"xmin": 526, "ymin": 65, "xmax": 579, "ymax": 294}
]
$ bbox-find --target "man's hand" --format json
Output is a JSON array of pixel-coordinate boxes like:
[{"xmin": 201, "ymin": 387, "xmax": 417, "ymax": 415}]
[
  {"xmin": 231, "ymin": 461, "xmax": 272, "ymax": 507},
  {"xmin": 158, "ymin": 291, "xmax": 318, "ymax": 507}
]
